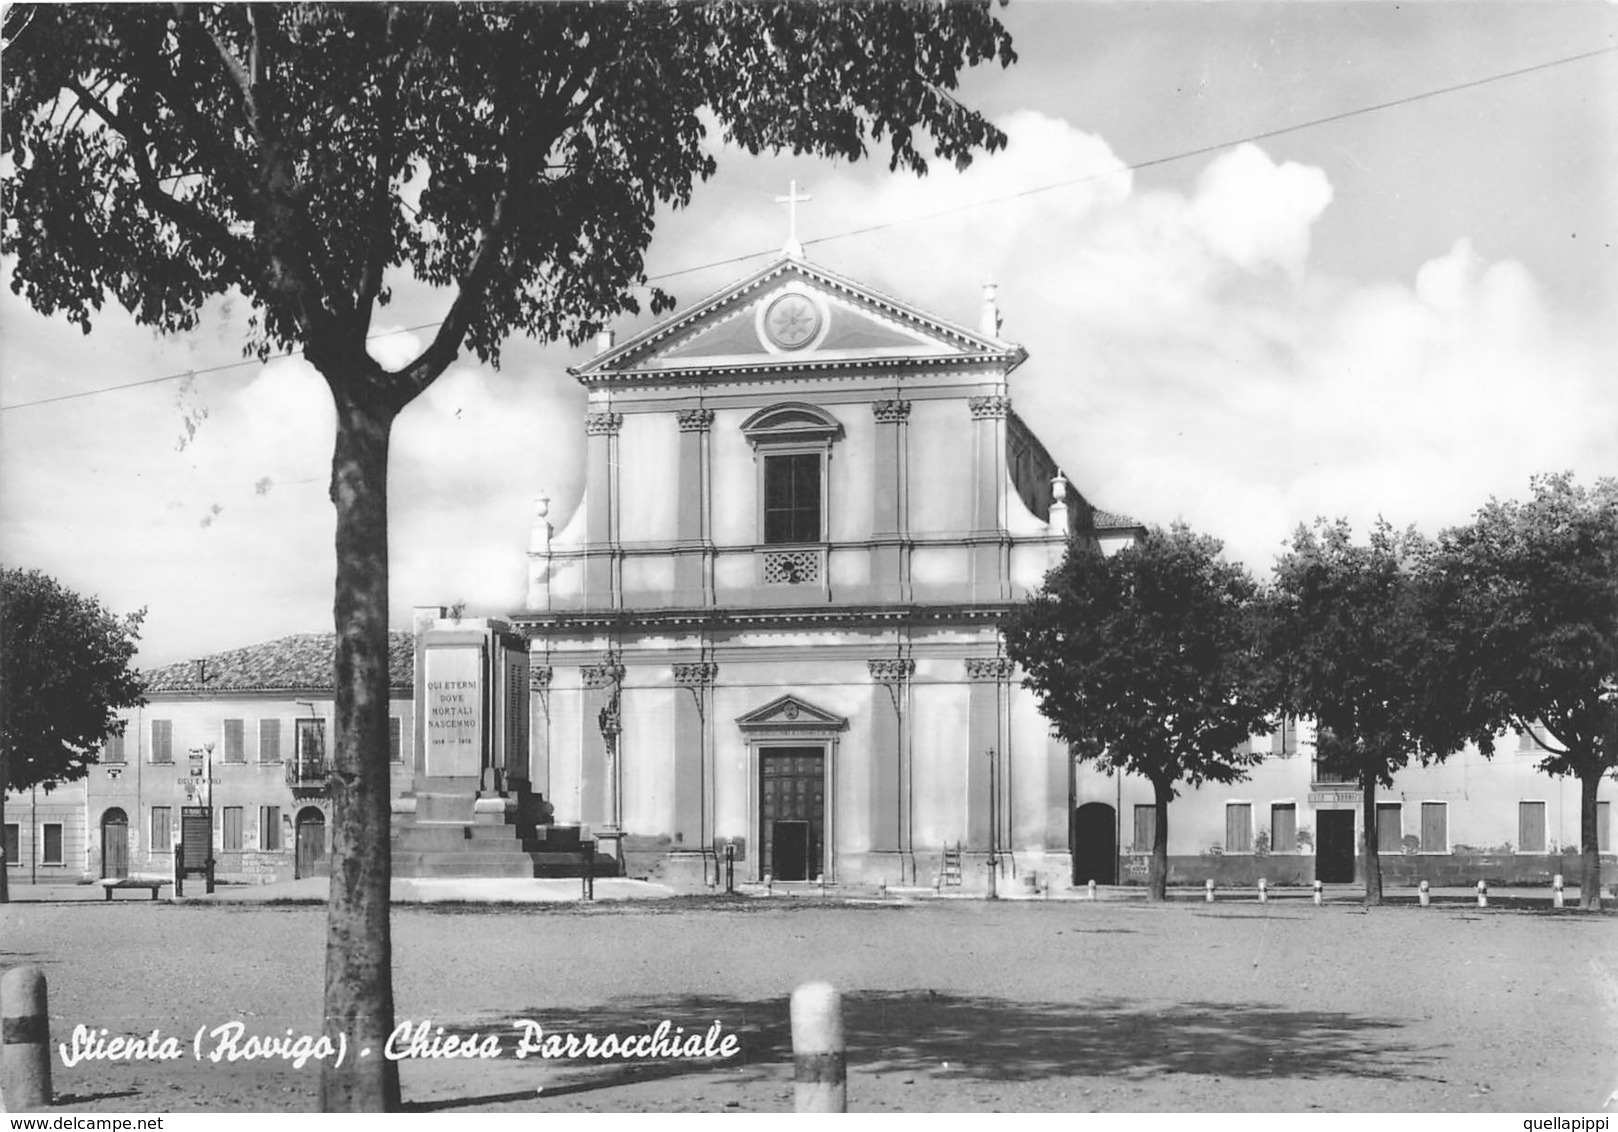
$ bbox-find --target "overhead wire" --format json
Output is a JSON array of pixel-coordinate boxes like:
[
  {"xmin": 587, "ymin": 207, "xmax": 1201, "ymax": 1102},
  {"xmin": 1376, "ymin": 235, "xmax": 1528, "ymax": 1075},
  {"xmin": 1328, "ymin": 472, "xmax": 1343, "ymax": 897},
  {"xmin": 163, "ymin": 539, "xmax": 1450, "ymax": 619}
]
[{"xmin": 1, "ymin": 43, "xmax": 1611, "ymax": 413}]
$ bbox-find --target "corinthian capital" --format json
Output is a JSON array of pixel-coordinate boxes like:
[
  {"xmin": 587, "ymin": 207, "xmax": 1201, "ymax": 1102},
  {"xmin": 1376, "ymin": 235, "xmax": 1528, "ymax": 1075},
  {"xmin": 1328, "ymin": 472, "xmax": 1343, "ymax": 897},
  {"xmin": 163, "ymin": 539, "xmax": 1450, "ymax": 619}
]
[
  {"xmin": 872, "ymin": 399, "xmax": 911, "ymax": 424},
  {"xmin": 585, "ymin": 412, "xmax": 623, "ymax": 436},
  {"xmin": 867, "ymin": 658, "xmax": 915, "ymax": 684},
  {"xmin": 969, "ymin": 395, "xmax": 1010, "ymax": 420},
  {"xmin": 677, "ymin": 408, "xmax": 715, "ymax": 433}
]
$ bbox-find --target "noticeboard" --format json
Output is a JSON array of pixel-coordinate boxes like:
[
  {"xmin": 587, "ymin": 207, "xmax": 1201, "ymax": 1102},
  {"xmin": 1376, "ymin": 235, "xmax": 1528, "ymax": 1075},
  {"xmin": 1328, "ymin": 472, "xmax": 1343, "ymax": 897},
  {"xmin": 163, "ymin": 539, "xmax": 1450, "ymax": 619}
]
[{"xmin": 181, "ymin": 805, "xmax": 212, "ymax": 869}]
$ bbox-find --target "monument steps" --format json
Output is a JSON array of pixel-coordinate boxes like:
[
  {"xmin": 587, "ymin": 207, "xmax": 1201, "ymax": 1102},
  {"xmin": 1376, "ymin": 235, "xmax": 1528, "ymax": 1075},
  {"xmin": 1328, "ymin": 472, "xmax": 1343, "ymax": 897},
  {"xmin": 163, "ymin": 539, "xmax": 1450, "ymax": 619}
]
[
  {"xmin": 391, "ymin": 850, "xmax": 620, "ymax": 880},
  {"xmin": 390, "ymin": 786, "xmax": 607, "ymax": 880}
]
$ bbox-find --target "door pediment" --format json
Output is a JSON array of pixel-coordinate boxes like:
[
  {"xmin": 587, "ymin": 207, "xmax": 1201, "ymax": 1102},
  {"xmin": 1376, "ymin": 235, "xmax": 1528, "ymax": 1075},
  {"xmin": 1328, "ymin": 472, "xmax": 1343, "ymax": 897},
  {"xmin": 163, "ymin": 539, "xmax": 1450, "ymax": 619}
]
[{"xmin": 736, "ymin": 694, "xmax": 847, "ymax": 735}]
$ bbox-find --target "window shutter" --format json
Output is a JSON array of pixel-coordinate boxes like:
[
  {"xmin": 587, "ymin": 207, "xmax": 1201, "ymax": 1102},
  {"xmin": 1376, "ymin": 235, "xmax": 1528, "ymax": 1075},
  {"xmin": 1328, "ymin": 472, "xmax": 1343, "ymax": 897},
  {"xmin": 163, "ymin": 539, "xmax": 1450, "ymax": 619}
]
[
  {"xmin": 1132, "ymin": 805, "xmax": 1156, "ymax": 853},
  {"xmin": 223, "ymin": 719, "xmax": 245, "ymax": 762},
  {"xmin": 1225, "ymin": 804, "xmax": 1252, "ymax": 853},
  {"xmin": 259, "ymin": 719, "xmax": 281, "ymax": 762},
  {"xmin": 1420, "ymin": 803, "xmax": 1447, "ymax": 852},
  {"xmin": 1375, "ymin": 803, "xmax": 1402, "ymax": 852},
  {"xmin": 1271, "ymin": 804, "xmax": 1297, "ymax": 853},
  {"xmin": 1518, "ymin": 802, "xmax": 1546, "ymax": 853}
]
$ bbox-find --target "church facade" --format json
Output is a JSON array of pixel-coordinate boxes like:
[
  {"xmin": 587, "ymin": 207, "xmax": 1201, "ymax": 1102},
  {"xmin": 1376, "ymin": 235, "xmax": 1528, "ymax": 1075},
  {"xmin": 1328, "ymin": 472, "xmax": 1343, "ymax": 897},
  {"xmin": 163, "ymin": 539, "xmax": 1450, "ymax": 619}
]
[{"xmin": 515, "ymin": 251, "xmax": 1139, "ymax": 891}]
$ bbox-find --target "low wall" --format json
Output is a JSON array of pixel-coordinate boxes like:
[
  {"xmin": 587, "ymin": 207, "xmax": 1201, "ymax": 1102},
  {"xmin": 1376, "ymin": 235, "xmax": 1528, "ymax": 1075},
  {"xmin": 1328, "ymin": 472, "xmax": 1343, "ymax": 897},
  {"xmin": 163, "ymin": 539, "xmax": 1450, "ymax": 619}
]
[{"xmin": 1120, "ymin": 852, "xmax": 1617, "ymax": 888}]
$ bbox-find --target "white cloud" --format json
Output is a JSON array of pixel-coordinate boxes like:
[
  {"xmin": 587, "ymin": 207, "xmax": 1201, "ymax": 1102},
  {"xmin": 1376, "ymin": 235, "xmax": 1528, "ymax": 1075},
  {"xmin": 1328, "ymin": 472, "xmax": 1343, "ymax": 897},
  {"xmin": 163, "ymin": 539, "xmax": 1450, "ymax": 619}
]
[{"xmin": 1188, "ymin": 143, "xmax": 1334, "ymax": 280}]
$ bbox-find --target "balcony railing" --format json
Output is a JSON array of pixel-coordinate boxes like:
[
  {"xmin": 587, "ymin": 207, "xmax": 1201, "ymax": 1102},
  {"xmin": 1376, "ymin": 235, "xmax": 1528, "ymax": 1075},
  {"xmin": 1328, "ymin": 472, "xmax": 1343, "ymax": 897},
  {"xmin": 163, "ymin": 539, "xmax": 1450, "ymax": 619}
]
[
  {"xmin": 1311, "ymin": 757, "xmax": 1356, "ymax": 786},
  {"xmin": 286, "ymin": 755, "xmax": 328, "ymax": 793}
]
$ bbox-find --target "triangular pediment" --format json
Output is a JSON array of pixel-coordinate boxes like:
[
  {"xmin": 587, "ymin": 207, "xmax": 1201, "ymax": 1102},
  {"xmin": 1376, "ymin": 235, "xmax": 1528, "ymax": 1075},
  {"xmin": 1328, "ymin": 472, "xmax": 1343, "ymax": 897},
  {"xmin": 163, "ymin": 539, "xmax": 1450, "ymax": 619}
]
[
  {"xmin": 571, "ymin": 257, "xmax": 1025, "ymax": 385},
  {"xmin": 736, "ymin": 693, "xmax": 848, "ymax": 734}
]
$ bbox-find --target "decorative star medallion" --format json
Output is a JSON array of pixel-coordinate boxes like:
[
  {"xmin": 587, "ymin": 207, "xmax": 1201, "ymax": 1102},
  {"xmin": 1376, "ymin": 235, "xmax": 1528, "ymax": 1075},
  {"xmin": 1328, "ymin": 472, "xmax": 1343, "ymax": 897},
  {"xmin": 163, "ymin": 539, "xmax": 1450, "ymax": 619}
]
[{"xmin": 764, "ymin": 293, "xmax": 821, "ymax": 350}]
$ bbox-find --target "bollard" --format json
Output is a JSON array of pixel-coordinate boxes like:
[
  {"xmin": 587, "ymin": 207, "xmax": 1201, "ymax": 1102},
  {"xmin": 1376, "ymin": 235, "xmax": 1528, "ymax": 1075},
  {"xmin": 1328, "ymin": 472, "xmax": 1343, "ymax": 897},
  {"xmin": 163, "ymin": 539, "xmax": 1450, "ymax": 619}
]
[
  {"xmin": 1205, "ymin": 878, "xmax": 1215, "ymax": 903},
  {"xmin": 1312, "ymin": 880, "xmax": 1323, "ymax": 906},
  {"xmin": 1418, "ymin": 879, "xmax": 1430, "ymax": 907},
  {"xmin": 1, "ymin": 965, "xmax": 52, "ymax": 1110},
  {"xmin": 1553, "ymin": 874, "xmax": 1565, "ymax": 910},
  {"xmin": 1087, "ymin": 879, "xmax": 1097, "ymax": 901},
  {"xmin": 817, "ymin": 873, "xmax": 826, "ymax": 895},
  {"xmin": 725, "ymin": 841, "xmax": 735, "ymax": 895},
  {"xmin": 1476, "ymin": 879, "xmax": 1488, "ymax": 908},
  {"xmin": 765, "ymin": 874, "xmax": 773, "ymax": 895},
  {"xmin": 791, "ymin": 982, "xmax": 846, "ymax": 1113},
  {"xmin": 1257, "ymin": 878, "xmax": 1268, "ymax": 904}
]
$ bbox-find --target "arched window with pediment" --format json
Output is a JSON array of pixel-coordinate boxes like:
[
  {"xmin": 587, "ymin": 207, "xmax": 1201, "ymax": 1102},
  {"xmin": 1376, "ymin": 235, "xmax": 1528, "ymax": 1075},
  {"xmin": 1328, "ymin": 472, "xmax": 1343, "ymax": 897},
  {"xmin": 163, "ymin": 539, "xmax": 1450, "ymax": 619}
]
[{"xmin": 740, "ymin": 403, "xmax": 843, "ymax": 547}]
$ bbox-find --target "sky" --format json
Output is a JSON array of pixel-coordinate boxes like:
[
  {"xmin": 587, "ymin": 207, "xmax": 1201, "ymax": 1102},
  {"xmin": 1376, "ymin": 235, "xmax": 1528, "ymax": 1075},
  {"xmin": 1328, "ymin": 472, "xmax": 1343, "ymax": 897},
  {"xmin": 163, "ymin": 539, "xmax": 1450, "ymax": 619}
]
[{"xmin": 2, "ymin": 2, "xmax": 1615, "ymax": 668}]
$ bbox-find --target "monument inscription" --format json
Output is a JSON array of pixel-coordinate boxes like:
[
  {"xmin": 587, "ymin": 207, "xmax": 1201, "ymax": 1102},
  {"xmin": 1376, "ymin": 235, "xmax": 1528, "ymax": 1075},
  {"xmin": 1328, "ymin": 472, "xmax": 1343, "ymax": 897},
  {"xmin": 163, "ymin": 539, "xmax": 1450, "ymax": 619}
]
[{"xmin": 425, "ymin": 646, "xmax": 483, "ymax": 777}]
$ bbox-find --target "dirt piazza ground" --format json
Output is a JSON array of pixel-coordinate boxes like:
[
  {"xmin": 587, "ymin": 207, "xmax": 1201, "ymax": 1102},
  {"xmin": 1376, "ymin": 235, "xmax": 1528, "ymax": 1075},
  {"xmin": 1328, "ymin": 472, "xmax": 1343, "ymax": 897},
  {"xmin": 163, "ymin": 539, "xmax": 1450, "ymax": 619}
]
[{"xmin": 2, "ymin": 890, "xmax": 1616, "ymax": 1114}]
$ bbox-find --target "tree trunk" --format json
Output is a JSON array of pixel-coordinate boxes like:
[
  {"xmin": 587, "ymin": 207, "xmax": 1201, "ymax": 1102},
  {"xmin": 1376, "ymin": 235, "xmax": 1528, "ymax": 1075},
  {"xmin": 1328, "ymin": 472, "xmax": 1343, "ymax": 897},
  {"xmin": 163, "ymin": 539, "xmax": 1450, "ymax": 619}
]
[
  {"xmin": 317, "ymin": 383, "xmax": 401, "ymax": 1112},
  {"xmin": 0, "ymin": 749, "xmax": 9, "ymax": 903},
  {"xmin": 1149, "ymin": 778, "xmax": 1170, "ymax": 903},
  {"xmin": 1361, "ymin": 774, "xmax": 1382, "ymax": 907},
  {"xmin": 1577, "ymin": 768, "xmax": 1603, "ymax": 912}
]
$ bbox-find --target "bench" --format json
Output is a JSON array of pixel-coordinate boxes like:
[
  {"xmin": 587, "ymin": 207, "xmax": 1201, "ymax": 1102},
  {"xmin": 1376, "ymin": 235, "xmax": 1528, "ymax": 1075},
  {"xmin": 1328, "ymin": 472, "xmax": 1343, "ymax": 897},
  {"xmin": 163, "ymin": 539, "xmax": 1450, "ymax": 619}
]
[{"xmin": 100, "ymin": 878, "xmax": 172, "ymax": 901}]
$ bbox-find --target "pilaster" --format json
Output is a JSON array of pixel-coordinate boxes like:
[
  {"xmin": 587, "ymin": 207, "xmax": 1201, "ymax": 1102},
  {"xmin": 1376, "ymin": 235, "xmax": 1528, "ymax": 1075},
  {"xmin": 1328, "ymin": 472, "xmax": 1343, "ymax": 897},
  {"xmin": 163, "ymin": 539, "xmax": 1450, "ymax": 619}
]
[
  {"xmin": 671, "ymin": 661, "xmax": 718, "ymax": 863},
  {"xmin": 969, "ymin": 395, "xmax": 1012, "ymax": 600},
  {"xmin": 675, "ymin": 408, "xmax": 714, "ymax": 604},
  {"xmin": 965, "ymin": 657, "xmax": 1013, "ymax": 853},
  {"xmin": 868, "ymin": 657, "xmax": 916, "ymax": 881},
  {"xmin": 870, "ymin": 399, "xmax": 911, "ymax": 603},
  {"xmin": 579, "ymin": 655, "xmax": 625, "ymax": 834},
  {"xmin": 584, "ymin": 411, "xmax": 622, "ymax": 606}
]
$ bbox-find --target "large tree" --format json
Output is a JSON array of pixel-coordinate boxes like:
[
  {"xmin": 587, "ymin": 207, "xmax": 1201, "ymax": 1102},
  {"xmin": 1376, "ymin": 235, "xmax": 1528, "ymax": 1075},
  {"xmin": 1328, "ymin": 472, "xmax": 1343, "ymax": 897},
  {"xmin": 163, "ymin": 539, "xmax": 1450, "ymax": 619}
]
[
  {"xmin": 1429, "ymin": 473, "xmax": 1618, "ymax": 911},
  {"xmin": 1004, "ymin": 524, "xmax": 1275, "ymax": 901},
  {"xmin": 1, "ymin": 2, "xmax": 1017, "ymax": 1110},
  {"xmin": 1267, "ymin": 519, "xmax": 1466, "ymax": 907},
  {"xmin": 0, "ymin": 567, "xmax": 146, "ymax": 904}
]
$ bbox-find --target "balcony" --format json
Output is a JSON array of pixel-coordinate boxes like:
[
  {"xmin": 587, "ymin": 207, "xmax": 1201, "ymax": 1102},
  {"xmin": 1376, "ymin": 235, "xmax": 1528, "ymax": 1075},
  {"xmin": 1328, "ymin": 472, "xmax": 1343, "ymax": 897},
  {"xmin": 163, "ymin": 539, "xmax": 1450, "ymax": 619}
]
[
  {"xmin": 1311, "ymin": 756, "xmax": 1357, "ymax": 788},
  {"xmin": 286, "ymin": 755, "xmax": 328, "ymax": 796}
]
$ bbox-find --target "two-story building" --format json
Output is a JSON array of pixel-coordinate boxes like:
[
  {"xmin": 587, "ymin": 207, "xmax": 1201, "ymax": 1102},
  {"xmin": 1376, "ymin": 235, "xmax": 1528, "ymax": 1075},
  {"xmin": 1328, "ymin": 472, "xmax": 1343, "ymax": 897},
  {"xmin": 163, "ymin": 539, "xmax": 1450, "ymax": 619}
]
[
  {"xmin": 74, "ymin": 632, "xmax": 413, "ymax": 884},
  {"xmin": 515, "ymin": 247, "xmax": 1140, "ymax": 891}
]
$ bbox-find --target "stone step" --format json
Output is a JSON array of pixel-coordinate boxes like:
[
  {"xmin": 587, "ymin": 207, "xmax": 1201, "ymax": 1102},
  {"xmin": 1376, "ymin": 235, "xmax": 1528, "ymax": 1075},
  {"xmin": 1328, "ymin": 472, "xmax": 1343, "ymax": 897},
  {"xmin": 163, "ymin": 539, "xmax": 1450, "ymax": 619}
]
[
  {"xmin": 391, "ymin": 825, "xmax": 533, "ymax": 849},
  {"xmin": 392, "ymin": 851, "xmax": 618, "ymax": 880},
  {"xmin": 413, "ymin": 793, "xmax": 477, "ymax": 824},
  {"xmin": 396, "ymin": 857, "xmax": 548, "ymax": 880}
]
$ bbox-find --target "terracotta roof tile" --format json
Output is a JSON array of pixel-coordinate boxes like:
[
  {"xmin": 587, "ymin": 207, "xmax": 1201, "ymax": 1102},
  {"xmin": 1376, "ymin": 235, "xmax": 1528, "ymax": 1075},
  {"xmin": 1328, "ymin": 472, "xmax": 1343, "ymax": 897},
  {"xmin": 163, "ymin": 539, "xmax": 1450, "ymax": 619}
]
[{"xmin": 144, "ymin": 632, "xmax": 414, "ymax": 693}]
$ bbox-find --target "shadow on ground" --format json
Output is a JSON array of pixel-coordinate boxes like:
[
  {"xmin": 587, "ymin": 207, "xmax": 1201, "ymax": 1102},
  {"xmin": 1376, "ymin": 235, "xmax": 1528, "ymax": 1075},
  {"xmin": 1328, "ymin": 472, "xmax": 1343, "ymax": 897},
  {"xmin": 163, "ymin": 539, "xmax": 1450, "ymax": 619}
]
[{"xmin": 408, "ymin": 990, "xmax": 1438, "ymax": 1110}]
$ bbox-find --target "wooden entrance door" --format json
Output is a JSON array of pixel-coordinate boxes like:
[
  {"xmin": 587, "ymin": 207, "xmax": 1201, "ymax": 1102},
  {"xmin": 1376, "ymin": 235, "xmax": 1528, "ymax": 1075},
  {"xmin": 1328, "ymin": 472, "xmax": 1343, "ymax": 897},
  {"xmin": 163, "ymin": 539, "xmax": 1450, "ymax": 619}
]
[
  {"xmin": 1316, "ymin": 809, "xmax": 1356, "ymax": 883},
  {"xmin": 101, "ymin": 808, "xmax": 129, "ymax": 879},
  {"xmin": 760, "ymin": 748, "xmax": 824, "ymax": 881},
  {"xmin": 295, "ymin": 807, "xmax": 326, "ymax": 879},
  {"xmin": 1072, "ymin": 802, "xmax": 1117, "ymax": 885}
]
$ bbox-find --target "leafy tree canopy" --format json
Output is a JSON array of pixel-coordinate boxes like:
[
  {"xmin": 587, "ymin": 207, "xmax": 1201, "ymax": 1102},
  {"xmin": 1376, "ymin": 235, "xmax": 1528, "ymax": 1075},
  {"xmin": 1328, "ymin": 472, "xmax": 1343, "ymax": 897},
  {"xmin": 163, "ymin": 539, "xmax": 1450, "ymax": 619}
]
[
  {"xmin": 3, "ymin": 2, "xmax": 1016, "ymax": 394},
  {"xmin": 1430, "ymin": 472, "xmax": 1618, "ymax": 776},
  {"xmin": 0, "ymin": 567, "xmax": 146, "ymax": 792},
  {"xmin": 1267, "ymin": 518, "xmax": 1460, "ymax": 786},
  {"xmin": 1006, "ymin": 524, "xmax": 1274, "ymax": 793}
]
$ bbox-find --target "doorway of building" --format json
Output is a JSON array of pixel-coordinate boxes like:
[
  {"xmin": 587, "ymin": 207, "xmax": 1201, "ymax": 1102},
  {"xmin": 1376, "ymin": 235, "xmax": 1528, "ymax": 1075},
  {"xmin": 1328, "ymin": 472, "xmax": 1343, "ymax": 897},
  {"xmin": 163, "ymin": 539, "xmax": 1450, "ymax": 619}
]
[
  {"xmin": 1316, "ymin": 809, "xmax": 1356, "ymax": 883},
  {"xmin": 1072, "ymin": 802, "xmax": 1117, "ymax": 885},
  {"xmin": 760, "ymin": 747, "xmax": 824, "ymax": 882},
  {"xmin": 101, "ymin": 808, "xmax": 129, "ymax": 879},
  {"xmin": 295, "ymin": 807, "xmax": 326, "ymax": 879}
]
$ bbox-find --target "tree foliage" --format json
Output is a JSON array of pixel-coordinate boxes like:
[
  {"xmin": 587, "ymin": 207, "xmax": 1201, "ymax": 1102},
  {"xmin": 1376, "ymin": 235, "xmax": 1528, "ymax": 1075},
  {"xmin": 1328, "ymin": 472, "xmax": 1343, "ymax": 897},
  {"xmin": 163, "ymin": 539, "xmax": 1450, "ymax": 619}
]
[
  {"xmin": 2, "ymin": 1, "xmax": 1017, "ymax": 1110},
  {"xmin": 0, "ymin": 567, "xmax": 146, "ymax": 902},
  {"xmin": 1266, "ymin": 519, "xmax": 1460, "ymax": 906},
  {"xmin": 4, "ymin": 3, "xmax": 1015, "ymax": 376},
  {"xmin": 1429, "ymin": 473, "xmax": 1618, "ymax": 909},
  {"xmin": 1004, "ymin": 524, "xmax": 1274, "ymax": 901}
]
